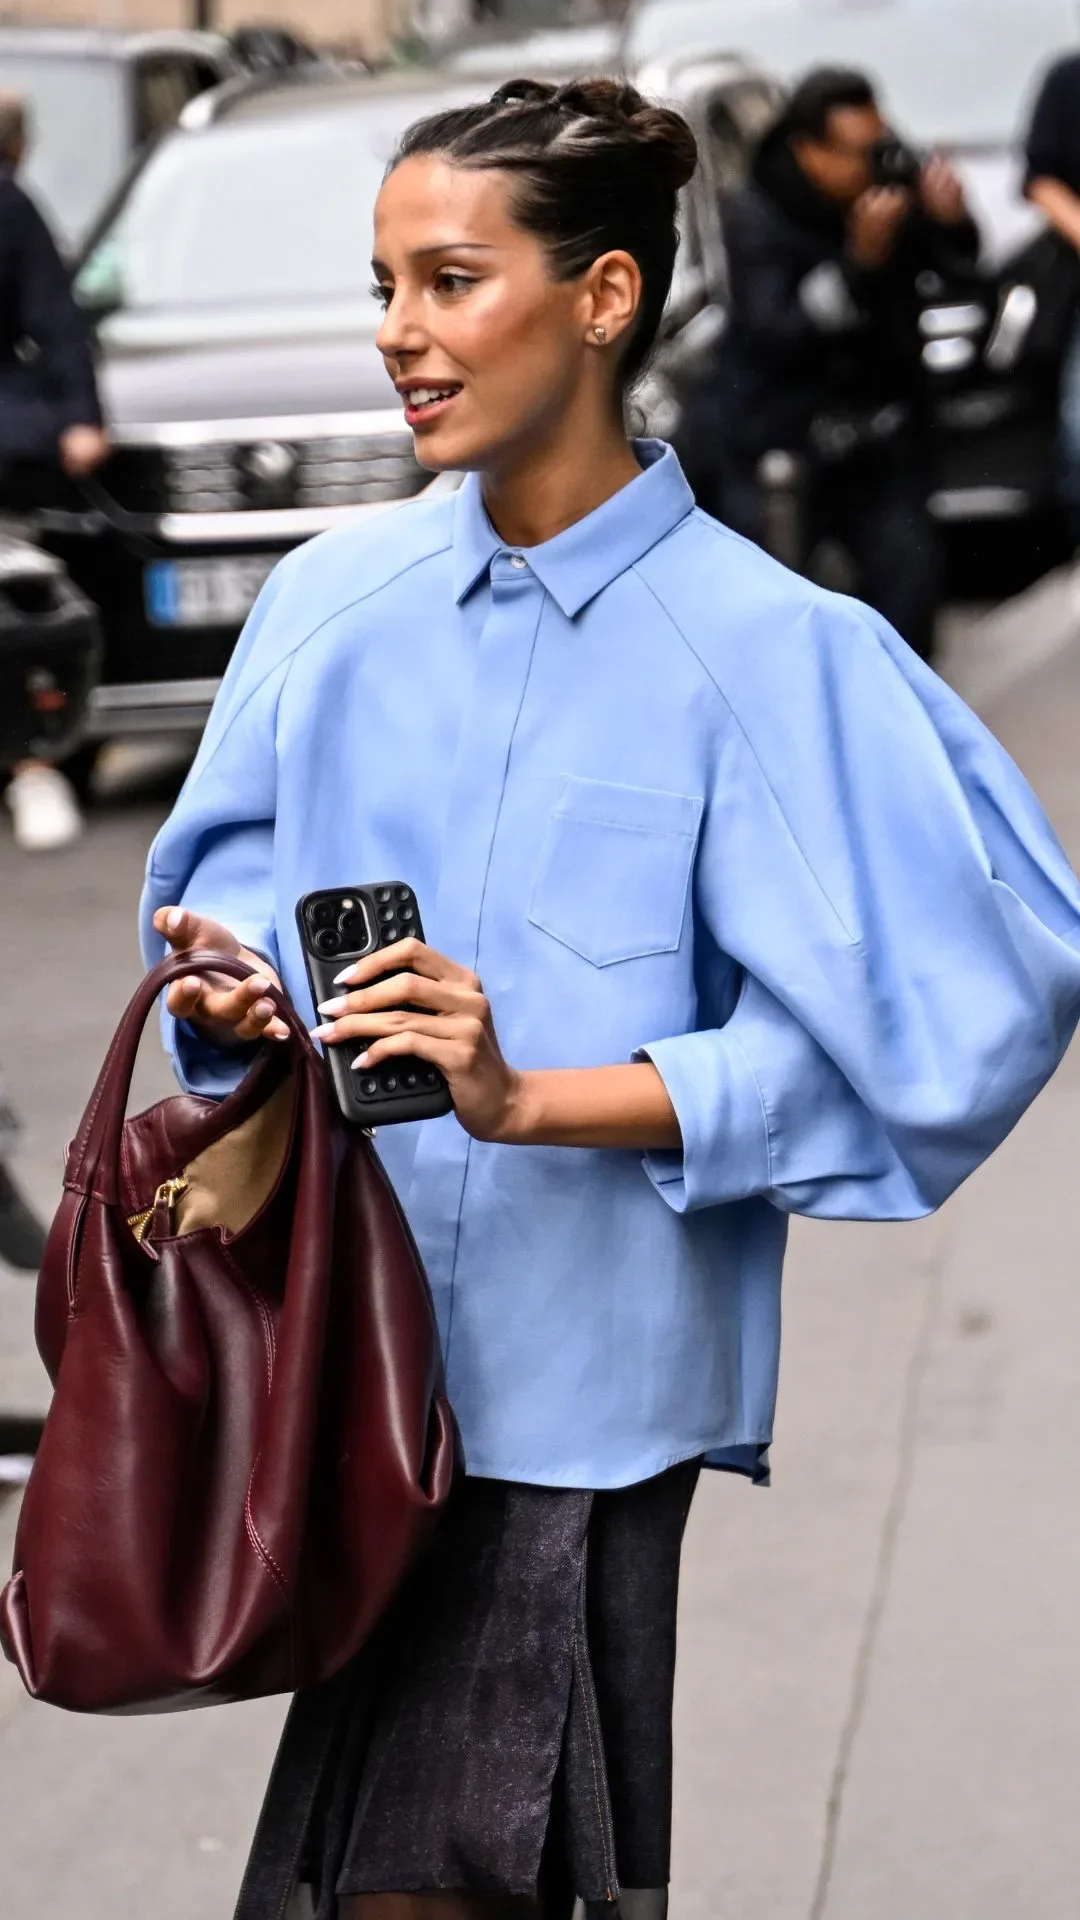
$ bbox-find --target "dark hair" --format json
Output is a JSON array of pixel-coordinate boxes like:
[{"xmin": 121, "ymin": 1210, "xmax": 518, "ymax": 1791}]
[
  {"xmin": 390, "ymin": 76, "xmax": 699, "ymax": 390},
  {"xmin": 778, "ymin": 67, "xmax": 877, "ymax": 144}
]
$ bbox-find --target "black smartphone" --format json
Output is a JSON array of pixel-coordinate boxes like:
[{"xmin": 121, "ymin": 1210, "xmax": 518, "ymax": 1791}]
[{"xmin": 296, "ymin": 884, "xmax": 452, "ymax": 1128}]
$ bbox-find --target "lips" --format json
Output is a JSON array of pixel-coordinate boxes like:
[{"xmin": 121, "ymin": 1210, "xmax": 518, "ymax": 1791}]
[{"xmin": 399, "ymin": 382, "xmax": 463, "ymax": 428}]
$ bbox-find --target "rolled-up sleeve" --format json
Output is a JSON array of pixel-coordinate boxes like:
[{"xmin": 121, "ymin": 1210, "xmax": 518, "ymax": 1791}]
[
  {"xmin": 138, "ymin": 564, "xmax": 295, "ymax": 1096},
  {"xmin": 639, "ymin": 600, "xmax": 1080, "ymax": 1222}
]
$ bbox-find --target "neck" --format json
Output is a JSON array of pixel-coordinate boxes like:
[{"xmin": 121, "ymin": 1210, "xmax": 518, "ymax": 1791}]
[{"xmin": 480, "ymin": 409, "xmax": 642, "ymax": 551}]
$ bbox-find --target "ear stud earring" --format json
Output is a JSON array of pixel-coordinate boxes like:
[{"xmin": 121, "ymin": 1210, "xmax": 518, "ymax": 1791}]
[{"xmin": 593, "ymin": 326, "xmax": 607, "ymax": 343}]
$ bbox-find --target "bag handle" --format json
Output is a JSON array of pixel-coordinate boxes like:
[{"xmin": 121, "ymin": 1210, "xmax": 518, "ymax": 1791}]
[{"xmin": 70, "ymin": 950, "xmax": 319, "ymax": 1205}]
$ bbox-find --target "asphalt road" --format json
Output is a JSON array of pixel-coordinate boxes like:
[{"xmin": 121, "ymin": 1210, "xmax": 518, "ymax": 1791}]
[{"xmin": 1, "ymin": 571, "xmax": 1079, "ymax": 1918}]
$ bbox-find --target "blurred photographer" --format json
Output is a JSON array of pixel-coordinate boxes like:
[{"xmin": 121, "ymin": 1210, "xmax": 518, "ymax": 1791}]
[
  {"xmin": 0, "ymin": 89, "xmax": 109, "ymax": 850},
  {"xmin": 1024, "ymin": 51, "xmax": 1080, "ymax": 545},
  {"xmin": 707, "ymin": 68, "xmax": 979, "ymax": 661}
]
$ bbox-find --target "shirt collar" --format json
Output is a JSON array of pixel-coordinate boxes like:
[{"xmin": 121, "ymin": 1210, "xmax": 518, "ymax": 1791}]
[{"xmin": 452, "ymin": 440, "xmax": 696, "ymax": 618}]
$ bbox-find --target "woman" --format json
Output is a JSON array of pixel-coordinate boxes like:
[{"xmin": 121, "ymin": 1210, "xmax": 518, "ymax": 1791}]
[{"xmin": 140, "ymin": 78, "xmax": 1080, "ymax": 1920}]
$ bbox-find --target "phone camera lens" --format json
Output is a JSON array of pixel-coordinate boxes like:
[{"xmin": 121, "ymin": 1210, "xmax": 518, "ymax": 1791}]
[
  {"xmin": 310, "ymin": 900, "xmax": 336, "ymax": 930},
  {"xmin": 315, "ymin": 929, "xmax": 341, "ymax": 955},
  {"xmin": 339, "ymin": 907, "xmax": 367, "ymax": 942}
]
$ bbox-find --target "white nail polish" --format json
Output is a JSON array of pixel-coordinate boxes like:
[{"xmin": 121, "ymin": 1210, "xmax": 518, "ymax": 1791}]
[
  {"xmin": 166, "ymin": 908, "xmax": 184, "ymax": 933},
  {"xmin": 332, "ymin": 965, "xmax": 357, "ymax": 987},
  {"xmin": 351, "ymin": 1053, "xmax": 371, "ymax": 1069},
  {"xmin": 316, "ymin": 997, "xmax": 346, "ymax": 1016}
]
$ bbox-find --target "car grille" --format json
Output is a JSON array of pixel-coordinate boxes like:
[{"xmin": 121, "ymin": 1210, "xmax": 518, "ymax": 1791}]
[
  {"xmin": 162, "ymin": 434, "xmax": 427, "ymax": 513},
  {"xmin": 102, "ymin": 432, "xmax": 428, "ymax": 517}
]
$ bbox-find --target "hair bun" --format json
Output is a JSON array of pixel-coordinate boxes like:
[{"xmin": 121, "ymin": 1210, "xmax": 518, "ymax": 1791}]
[
  {"xmin": 489, "ymin": 75, "xmax": 697, "ymax": 193},
  {"xmin": 625, "ymin": 101, "xmax": 699, "ymax": 191},
  {"xmin": 552, "ymin": 77, "xmax": 699, "ymax": 191},
  {"xmin": 490, "ymin": 77, "xmax": 559, "ymax": 110}
]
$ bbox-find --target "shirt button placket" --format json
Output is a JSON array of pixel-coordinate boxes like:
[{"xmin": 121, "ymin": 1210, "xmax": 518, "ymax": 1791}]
[{"xmin": 403, "ymin": 553, "xmax": 546, "ymax": 1354}]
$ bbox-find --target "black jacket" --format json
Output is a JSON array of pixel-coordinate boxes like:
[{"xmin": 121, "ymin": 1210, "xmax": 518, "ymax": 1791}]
[
  {"xmin": 713, "ymin": 127, "xmax": 980, "ymax": 460},
  {"xmin": 0, "ymin": 166, "xmax": 102, "ymax": 460}
]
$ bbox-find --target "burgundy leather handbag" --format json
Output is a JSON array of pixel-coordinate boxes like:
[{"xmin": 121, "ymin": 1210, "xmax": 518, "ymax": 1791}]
[{"xmin": 0, "ymin": 950, "xmax": 459, "ymax": 1714}]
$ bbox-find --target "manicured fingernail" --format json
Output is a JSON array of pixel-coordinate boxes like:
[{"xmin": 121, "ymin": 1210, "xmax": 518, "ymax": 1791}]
[
  {"xmin": 309, "ymin": 1024, "xmax": 336, "ymax": 1042},
  {"xmin": 166, "ymin": 908, "xmax": 184, "ymax": 933},
  {"xmin": 248, "ymin": 975, "xmax": 272, "ymax": 994},
  {"xmin": 182, "ymin": 975, "xmax": 201, "ymax": 993},
  {"xmin": 316, "ymin": 996, "xmax": 347, "ymax": 1016},
  {"xmin": 271, "ymin": 1029, "xmax": 290, "ymax": 1042},
  {"xmin": 351, "ymin": 1052, "xmax": 371, "ymax": 1069},
  {"xmin": 332, "ymin": 965, "xmax": 358, "ymax": 987}
]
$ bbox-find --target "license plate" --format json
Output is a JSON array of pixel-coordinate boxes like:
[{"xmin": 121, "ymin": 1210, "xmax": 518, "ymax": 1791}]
[{"xmin": 144, "ymin": 555, "xmax": 282, "ymax": 628}]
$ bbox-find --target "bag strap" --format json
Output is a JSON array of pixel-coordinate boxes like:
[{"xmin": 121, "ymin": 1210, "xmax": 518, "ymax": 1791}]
[{"xmin": 69, "ymin": 950, "xmax": 317, "ymax": 1205}]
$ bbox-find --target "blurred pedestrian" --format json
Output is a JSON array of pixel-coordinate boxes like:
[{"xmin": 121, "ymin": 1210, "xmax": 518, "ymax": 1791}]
[
  {"xmin": 1023, "ymin": 51, "xmax": 1080, "ymax": 545},
  {"xmin": 139, "ymin": 75, "xmax": 1080, "ymax": 1920},
  {"xmin": 0, "ymin": 89, "xmax": 109, "ymax": 851},
  {"xmin": 703, "ymin": 67, "xmax": 979, "ymax": 661}
]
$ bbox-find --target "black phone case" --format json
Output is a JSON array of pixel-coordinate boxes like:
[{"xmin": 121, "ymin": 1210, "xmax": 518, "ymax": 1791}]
[{"xmin": 296, "ymin": 885, "xmax": 453, "ymax": 1129}]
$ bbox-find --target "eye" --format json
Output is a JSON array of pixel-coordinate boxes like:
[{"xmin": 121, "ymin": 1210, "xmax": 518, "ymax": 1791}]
[
  {"xmin": 370, "ymin": 280, "xmax": 392, "ymax": 309},
  {"xmin": 433, "ymin": 269, "xmax": 478, "ymax": 297}
]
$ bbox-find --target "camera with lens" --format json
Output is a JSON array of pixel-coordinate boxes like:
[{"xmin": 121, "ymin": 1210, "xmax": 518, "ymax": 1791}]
[
  {"xmin": 304, "ymin": 893, "xmax": 373, "ymax": 959},
  {"xmin": 869, "ymin": 134, "xmax": 923, "ymax": 191}
]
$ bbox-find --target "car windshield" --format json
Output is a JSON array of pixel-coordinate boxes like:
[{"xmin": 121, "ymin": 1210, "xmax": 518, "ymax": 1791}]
[
  {"xmin": 627, "ymin": 0, "xmax": 1080, "ymax": 144},
  {"xmin": 4, "ymin": 54, "xmax": 128, "ymax": 252},
  {"xmin": 75, "ymin": 92, "xmax": 459, "ymax": 336}
]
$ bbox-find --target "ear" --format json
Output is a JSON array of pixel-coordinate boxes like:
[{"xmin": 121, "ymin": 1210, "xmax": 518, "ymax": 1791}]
[{"xmin": 581, "ymin": 250, "xmax": 642, "ymax": 351}]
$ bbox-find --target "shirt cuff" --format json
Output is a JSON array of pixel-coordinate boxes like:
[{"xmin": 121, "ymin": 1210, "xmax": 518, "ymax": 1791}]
[
  {"xmin": 634, "ymin": 1029, "xmax": 771, "ymax": 1213},
  {"xmin": 165, "ymin": 1011, "xmax": 260, "ymax": 1099}
]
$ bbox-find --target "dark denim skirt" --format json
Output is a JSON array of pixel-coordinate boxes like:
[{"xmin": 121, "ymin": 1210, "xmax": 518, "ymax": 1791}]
[{"xmin": 233, "ymin": 1459, "xmax": 700, "ymax": 1920}]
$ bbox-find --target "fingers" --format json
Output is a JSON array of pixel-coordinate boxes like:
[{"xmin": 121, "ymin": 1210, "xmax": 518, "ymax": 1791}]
[
  {"xmin": 346, "ymin": 1020, "xmax": 483, "ymax": 1076},
  {"xmin": 314, "ymin": 1006, "xmax": 483, "ymax": 1054},
  {"xmin": 213, "ymin": 975, "xmax": 290, "ymax": 1043},
  {"xmin": 165, "ymin": 975, "xmax": 205, "ymax": 1023},
  {"xmin": 154, "ymin": 905, "xmax": 200, "ymax": 951},
  {"xmin": 164, "ymin": 969, "xmax": 290, "ymax": 1043},
  {"xmin": 153, "ymin": 904, "xmax": 242, "ymax": 959},
  {"xmin": 314, "ymin": 970, "xmax": 483, "ymax": 1026},
  {"xmin": 869, "ymin": 186, "xmax": 908, "ymax": 218},
  {"xmin": 331, "ymin": 938, "xmax": 480, "ymax": 995}
]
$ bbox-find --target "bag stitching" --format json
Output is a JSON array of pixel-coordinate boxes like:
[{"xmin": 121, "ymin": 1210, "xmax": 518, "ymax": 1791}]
[
  {"xmin": 217, "ymin": 1246, "xmax": 289, "ymax": 1596},
  {"xmin": 245, "ymin": 1471, "xmax": 289, "ymax": 1598}
]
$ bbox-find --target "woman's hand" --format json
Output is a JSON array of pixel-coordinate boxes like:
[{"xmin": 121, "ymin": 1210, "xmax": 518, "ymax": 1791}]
[
  {"xmin": 152, "ymin": 905, "xmax": 290, "ymax": 1045},
  {"xmin": 310, "ymin": 938, "xmax": 525, "ymax": 1143}
]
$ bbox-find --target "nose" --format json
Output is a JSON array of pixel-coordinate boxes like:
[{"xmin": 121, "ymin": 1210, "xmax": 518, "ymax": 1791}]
[{"xmin": 376, "ymin": 283, "xmax": 425, "ymax": 364}]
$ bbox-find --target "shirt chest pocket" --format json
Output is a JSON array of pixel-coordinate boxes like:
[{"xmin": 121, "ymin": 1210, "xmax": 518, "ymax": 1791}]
[{"xmin": 528, "ymin": 776, "xmax": 704, "ymax": 968}]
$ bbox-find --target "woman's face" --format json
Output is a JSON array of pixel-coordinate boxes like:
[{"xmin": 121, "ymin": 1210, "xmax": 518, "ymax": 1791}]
[{"xmin": 372, "ymin": 155, "xmax": 604, "ymax": 474}]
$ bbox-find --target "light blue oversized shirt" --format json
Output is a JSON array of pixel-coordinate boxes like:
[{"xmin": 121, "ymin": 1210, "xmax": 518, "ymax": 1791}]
[{"xmin": 140, "ymin": 442, "xmax": 1080, "ymax": 1489}]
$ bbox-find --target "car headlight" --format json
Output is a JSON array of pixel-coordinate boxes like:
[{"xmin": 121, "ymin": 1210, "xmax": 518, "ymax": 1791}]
[{"xmin": 984, "ymin": 284, "xmax": 1038, "ymax": 374}]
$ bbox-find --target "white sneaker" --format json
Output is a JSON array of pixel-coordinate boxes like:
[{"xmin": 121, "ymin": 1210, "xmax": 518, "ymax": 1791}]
[{"xmin": 5, "ymin": 764, "xmax": 83, "ymax": 851}]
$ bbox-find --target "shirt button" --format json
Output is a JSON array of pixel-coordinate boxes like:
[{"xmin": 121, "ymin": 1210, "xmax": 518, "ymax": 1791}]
[{"xmin": 510, "ymin": 553, "xmax": 527, "ymax": 569}]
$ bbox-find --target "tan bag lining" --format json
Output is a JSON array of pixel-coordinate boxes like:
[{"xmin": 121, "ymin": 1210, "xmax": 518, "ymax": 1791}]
[{"xmin": 171, "ymin": 1076, "xmax": 295, "ymax": 1238}]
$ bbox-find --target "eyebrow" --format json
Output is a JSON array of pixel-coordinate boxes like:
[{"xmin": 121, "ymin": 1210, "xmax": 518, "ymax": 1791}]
[{"xmin": 370, "ymin": 242, "xmax": 499, "ymax": 272}]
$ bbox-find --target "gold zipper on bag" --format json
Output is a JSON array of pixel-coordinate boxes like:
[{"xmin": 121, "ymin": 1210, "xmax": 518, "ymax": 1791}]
[{"xmin": 127, "ymin": 1175, "xmax": 190, "ymax": 1245}]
